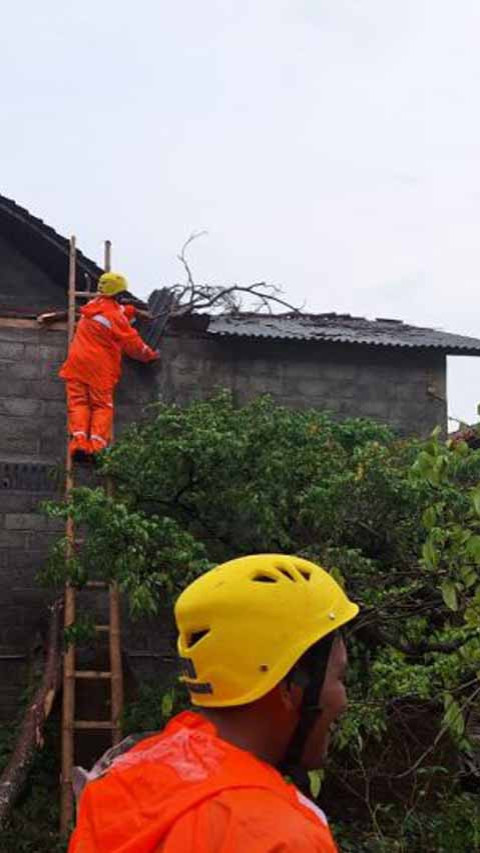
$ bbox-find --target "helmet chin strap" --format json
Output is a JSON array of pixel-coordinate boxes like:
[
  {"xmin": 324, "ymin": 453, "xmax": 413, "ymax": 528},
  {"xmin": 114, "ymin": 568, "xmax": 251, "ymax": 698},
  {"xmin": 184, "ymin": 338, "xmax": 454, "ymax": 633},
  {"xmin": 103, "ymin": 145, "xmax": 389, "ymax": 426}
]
[{"xmin": 279, "ymin": 633, "xmax": 336, "ymax": 796}]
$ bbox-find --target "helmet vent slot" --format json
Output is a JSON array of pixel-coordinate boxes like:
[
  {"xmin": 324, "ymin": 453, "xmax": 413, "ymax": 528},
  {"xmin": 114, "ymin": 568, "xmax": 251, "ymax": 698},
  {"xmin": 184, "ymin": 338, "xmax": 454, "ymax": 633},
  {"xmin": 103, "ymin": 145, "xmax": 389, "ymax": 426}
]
[
  {"xmin": 278, "ymin": 568, "xmax": 296, "ymax": 581},
  {"xmin": 252, "ymin": 574, "xmax": 278, "ymax": 583},
  {"xmin": 297, "ymin": 568, "xmax": 311, "ymax": 580},
  {"xmin": 187, "ymin": 629, "xmax": 210, "ymax": 648}
]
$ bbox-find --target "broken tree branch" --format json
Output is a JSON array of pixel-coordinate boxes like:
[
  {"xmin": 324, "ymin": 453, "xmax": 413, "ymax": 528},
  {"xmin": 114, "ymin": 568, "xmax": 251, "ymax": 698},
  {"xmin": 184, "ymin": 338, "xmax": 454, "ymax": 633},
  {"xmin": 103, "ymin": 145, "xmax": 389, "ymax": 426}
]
[
  {"xmin": 177, "ymin": 231, "xmax": 208, "ymax": 292},
  {"xmin": 170, "ymin": 232, "xmax": 302, "ymax": 316},
  {"xmin": 0, "ymin": 598, "xmax": 63, "ymax": 828}
]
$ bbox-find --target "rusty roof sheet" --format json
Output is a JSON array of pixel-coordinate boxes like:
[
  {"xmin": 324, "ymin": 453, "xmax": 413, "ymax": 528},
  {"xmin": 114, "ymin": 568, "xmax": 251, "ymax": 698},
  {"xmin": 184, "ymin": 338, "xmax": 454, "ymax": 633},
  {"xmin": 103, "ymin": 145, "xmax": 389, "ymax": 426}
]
[{"xmin": 207, "ymin": 313, "xmax": 480, "ymax": 355}]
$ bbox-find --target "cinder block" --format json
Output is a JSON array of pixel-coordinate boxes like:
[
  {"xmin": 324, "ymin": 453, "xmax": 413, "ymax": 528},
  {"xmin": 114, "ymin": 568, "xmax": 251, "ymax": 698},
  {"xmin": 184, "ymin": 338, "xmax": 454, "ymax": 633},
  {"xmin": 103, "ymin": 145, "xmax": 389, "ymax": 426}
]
[
  {"xmin": 4, "ymin": 513, "xmax": 47, "ymax": 531},
  {"xmin": 0, "ymin": 376, "xmax": 31, "ymax": 398},
  {"xmin": 23, "ymin": 342, "xmax": 65, "ymax": 362},
  {"xmin": 0, "ymin": 398, "xmax": 43, "ymax": 417},
  {"xmin": 39, "ymin": 344, "xmax": 64, "ymax": 361},
  {"xmin": 26, "ymin": 530, "xmax": 61, "ymax": 549},
  {"xmin": 0, "ymin": 494, "xmax": 33, "ymax": 512},
  {"xmin": 9, "ymin": 360, "xmax": 43, "ymax": 380},
  {"xmin": 0, "ymin": 342, "xmax": 24, "ymax": 360},
  {"xmin": 0, "ymin": 625, "xmax": 29, "ymax": 647},
  {"xmin": 11, "ymin": 587, "xmax": 54, "ymax": 608},
  {"xmin": 0, "ymin": 359, "xmax": 14, "ymax": 375},
  {"xmin": 0, "ymin": 530, "xmax": 28, "ymax": 549},
  {"xmin": 0, "ymin": 418, "xmax": 40, "ymax": 455},
  {"xmin": 394, "ymin": 382, "xmax": 428, "ymax": 402},
  {"xmin": 38, "ymin": 434, "xmax": 65, "ymax": 459},
  {"xmin": 35, "ymin": 379, "xmax": 65, "ymax": 401},
  {"xmin": 2, "ymin": 548, "xmax": 49, "ymax": 573},
  {"xmin": 42, "ymin": 400, "xmax": 66, "ymax": 419}
]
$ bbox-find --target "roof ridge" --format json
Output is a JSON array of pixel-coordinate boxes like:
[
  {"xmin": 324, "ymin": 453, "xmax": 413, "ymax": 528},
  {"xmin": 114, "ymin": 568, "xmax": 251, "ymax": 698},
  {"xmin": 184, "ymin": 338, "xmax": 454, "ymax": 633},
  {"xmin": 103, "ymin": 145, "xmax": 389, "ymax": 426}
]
[{"xmin": 0, "ymin": 191, "xmax": 103, "ymax": 279}]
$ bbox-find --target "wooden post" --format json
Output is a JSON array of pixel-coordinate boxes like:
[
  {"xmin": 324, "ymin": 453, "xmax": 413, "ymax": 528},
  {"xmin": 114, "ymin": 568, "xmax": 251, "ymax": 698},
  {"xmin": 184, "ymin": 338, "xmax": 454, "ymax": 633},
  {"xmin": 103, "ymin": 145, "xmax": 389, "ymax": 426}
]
[
  {"xmin": 60, "ymin": 236, "xmax": 77, "ymax": 834},
  {"xmin": 103, "ymin": 238, "xmax": 124, "ymax": 743},
  {"xmin": 67, "ymin": 236, "xmax": 76, "ymax": 347},
  {"xmin": 109, "ymin": 582, "xmax": 123, "ymax": 745},
  {"xmin": 104, "ymin": 240, "xmax": 112, "ymax": 273}
]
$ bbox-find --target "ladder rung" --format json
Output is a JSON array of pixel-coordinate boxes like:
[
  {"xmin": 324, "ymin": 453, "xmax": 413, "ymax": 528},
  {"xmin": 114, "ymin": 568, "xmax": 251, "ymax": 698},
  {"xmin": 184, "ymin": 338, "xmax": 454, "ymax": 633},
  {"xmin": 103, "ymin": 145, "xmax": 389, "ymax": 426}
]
[
  {"xmin": 85, "ymin": 580, "xmax": 109, "ymax": 589},
  {"xmin": 74, "ymin": 721, "xmax": 114, "ymax": 730},
  {"xmin": 74, "ymin": 290, "xmax": 95, "ymax": 298},
  {"xmin": 95, "ymin": 625, "xmax": 110, "ymax": 632},
  {"xmin": 74, "ymin": 670, "xmax": 111, "ymax": 679}
]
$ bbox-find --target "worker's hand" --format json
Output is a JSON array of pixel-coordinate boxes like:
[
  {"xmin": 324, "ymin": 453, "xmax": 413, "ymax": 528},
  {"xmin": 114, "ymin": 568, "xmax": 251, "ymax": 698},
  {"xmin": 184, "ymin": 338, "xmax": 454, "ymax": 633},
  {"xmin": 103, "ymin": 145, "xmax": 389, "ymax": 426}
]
[{"xmin": 150, "ymin": 350, "xmax": 161, "ymax": 360}]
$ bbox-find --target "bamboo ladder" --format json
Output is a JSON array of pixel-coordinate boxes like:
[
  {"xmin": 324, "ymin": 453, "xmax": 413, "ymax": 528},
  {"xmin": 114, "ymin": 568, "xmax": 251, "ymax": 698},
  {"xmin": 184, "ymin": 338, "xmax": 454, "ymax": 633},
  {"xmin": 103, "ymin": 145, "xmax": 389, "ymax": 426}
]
[{"xmin": 60, "ymin": 237, "xmax": 124, "ymax": 833}]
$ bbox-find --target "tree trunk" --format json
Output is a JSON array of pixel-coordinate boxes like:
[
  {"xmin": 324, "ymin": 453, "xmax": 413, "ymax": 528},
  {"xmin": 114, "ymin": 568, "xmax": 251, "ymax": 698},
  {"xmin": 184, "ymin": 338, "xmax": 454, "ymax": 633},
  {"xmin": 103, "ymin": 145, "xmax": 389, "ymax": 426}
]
[{"xmin": 0, "ymin": 598, "xmax": 63, "ymax": 827}]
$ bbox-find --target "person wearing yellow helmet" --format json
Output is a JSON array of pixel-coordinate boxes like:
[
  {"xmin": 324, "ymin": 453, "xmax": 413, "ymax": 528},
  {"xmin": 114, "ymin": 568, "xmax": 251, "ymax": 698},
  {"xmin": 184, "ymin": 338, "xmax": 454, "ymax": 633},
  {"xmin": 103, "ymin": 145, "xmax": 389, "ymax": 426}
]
[
  {"xmin": 69, "ymin": 554, "xmax": 358, "ymax": 852},
  {"xmin": 96, "ymin": 272, "xmax": 129, "ymax": 297},
  {"xmin": 59, "ymin": 272, "xmax": 159, "ymax": 461}
]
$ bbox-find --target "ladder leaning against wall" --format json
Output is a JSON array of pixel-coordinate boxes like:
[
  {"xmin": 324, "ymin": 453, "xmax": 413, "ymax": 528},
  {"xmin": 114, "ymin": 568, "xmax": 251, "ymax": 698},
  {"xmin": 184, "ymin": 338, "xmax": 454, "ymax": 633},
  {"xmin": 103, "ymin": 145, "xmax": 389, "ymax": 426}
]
[{"xmin": 60, "ymin": 236, "xmax": 124, "ymax": 833}]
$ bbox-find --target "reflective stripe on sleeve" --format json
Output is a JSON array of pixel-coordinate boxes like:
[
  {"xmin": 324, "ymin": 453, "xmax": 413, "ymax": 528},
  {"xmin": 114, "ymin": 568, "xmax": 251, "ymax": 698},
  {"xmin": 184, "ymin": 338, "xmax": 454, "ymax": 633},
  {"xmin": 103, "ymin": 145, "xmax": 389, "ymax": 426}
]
[
  {"xmin": 296, "ymin": 791, "xmax": 328, "ymax": 827},
  {"xmin": 92, "ymin": 314, "xmax": 112, "ymax": 329}
]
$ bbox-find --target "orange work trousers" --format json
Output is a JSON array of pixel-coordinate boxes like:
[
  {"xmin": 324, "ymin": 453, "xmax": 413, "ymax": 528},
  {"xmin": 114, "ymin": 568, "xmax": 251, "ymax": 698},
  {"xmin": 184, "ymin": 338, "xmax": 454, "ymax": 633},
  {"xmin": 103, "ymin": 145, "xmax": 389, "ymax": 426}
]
[{"xmin": 65, "ymin": 380, "xmax": 114, "ymax": 450}]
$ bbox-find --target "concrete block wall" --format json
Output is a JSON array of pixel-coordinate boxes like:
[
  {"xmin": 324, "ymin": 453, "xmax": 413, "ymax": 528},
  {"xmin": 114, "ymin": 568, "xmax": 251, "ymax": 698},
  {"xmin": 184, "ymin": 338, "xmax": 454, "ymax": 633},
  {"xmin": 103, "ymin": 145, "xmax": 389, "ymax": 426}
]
[
  {"xmin": 0, "ymin": 322, "xmax": 160, "ymax": 718},
  {"xmin": 0, "ymin": 320, "xmax": 446, "ymax": 718},
  {"xmin": 156, "ymin": 335, "xmax": 446, "ymax": 437}
]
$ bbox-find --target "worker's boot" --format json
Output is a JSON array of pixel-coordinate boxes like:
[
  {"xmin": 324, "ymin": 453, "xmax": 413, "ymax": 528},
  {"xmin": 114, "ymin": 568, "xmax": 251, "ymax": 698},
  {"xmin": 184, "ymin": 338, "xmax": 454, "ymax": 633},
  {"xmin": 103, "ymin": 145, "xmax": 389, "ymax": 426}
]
[{"xmin": 69, "ymin": 434, "xmax": 92, "ymax": 464}]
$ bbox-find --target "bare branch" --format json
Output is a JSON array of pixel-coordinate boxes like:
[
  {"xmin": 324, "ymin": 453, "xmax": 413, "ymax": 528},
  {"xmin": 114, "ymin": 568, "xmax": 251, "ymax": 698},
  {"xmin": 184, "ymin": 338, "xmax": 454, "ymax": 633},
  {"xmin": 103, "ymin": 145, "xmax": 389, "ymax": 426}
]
[
  {"xmin": 177, "ymin": 231, "xmax": 208, "ymax": 292},
  {"xmin": 174, "ymin": 282, "xmax": 301, "ymax": 316},
  {"xmin": 169, "ymin": 233, "xmax": 303, "ymax": 318}
]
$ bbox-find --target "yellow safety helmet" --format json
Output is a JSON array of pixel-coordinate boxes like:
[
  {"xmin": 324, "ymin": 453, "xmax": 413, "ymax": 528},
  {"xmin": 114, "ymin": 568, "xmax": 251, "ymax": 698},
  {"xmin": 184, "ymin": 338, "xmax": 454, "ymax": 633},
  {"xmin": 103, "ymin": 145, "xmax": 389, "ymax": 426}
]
[
  {"xmin": 175, "ymin": 554, "xmax": 359, "ymax": 708},
  {"xmin": 97, "ymin": 272, "xmax": 129, "ymax": 297}
]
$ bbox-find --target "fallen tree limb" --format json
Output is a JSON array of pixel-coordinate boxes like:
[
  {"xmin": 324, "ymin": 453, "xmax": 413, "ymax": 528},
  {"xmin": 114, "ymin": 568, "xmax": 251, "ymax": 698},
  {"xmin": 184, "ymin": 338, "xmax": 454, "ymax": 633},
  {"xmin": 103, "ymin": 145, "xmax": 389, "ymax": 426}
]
[{"xmin": 0, "ymin": 597, "xmax": 63, "ymax": 827}]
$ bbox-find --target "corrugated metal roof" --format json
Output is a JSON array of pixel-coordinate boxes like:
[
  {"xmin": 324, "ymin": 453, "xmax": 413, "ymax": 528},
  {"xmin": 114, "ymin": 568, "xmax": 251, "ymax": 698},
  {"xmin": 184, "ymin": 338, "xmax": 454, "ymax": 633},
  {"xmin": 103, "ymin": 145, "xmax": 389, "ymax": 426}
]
[{"xmin": 207, "ymin": 313, "xmax": 480, "ymax": 355}]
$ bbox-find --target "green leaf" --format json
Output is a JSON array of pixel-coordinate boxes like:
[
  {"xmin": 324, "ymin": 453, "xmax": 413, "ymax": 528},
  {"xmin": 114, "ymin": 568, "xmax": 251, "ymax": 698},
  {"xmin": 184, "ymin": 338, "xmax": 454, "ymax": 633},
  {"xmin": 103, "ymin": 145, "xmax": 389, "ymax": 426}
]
[
  {"xmin": 308, "ymin": 769, "xmax": 324, "ymax": 799},
  {"xmin": 422, "ymin": 539, "xmax": 439, "ymax": 569},
  {"xmin": 472, "ymin": 488, "xmax": 480, "ymax": 518},
  {"xmin": 441, "ymin": 581, "xmax": 458, "ymax": 611},
  {"xmin": 443, "ymin": 693, "xmax": 465, "ymax": 738},
  {"xmin": 461, "ymin": 565, "xmax": 478, "ymax": 589},
  {"xmin": 330, "ymin": 566, "xmax": 345, "ymax": 587},
  {"xmin": 161, "ymin": 690, "xmax": 174, "ymax": 718},
  {"xmin": 466, "ymin": 535, "xmax": 480, "ymax": 563},
  {"xmin": 422, "ymin": 506, "xmax": 437, "ymax": 530}
]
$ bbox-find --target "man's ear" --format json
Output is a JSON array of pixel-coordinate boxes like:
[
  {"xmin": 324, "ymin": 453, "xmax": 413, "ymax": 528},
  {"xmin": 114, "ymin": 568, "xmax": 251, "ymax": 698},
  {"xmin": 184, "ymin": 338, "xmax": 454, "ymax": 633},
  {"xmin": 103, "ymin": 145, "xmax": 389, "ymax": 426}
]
[{"xmin": 278, "ymin": 678, "xmax": 303, "ymax": 712}]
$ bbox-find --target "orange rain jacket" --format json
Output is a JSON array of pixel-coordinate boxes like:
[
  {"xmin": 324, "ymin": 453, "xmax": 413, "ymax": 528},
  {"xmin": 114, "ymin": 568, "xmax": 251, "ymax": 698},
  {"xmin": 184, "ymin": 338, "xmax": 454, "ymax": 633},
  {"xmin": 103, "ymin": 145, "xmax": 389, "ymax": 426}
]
[
  {"xmin": 69, "ymin": 711, "xmax": 338, "ymax": 853},
  {"xmin": 59, "ymin": 296, "xmax": 157, "ymax": 390}
]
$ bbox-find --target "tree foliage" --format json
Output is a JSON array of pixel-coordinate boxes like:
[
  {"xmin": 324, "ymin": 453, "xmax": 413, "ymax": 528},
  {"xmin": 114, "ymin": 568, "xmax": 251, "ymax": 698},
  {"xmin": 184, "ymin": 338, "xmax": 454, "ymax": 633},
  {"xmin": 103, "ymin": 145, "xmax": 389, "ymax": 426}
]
[{"xmin": 41, "ymin": 392, "xmax": 480, "ymax": 849}]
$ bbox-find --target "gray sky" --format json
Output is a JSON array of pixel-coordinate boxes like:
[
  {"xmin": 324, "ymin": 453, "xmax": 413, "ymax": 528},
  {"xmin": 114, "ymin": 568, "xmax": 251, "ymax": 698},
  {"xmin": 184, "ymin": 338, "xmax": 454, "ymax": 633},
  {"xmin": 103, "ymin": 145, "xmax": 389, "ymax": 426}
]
[{"xmin": 2, "ymin": 0, "xmax": 480, "ymax": 425}]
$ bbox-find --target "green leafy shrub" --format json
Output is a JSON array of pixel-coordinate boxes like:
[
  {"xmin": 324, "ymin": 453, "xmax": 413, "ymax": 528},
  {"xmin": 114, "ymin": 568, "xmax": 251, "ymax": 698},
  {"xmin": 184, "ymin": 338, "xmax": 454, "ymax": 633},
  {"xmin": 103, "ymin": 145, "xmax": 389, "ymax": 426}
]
[{"xmin": 36, "ymin": 393, "xmax": 480, "ymax": 850}]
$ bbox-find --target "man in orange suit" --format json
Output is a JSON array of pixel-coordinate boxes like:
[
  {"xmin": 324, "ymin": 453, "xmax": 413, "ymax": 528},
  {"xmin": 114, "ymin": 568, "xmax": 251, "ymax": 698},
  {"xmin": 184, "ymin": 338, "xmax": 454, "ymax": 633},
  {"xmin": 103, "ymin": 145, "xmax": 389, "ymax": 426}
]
[
  {"xmin": 59, "ymin": 272, "xmax": 159, "ymax": 461},
  {"xmin": 69, "ymin": 554, "xmax": 359, "ymax": 852}
]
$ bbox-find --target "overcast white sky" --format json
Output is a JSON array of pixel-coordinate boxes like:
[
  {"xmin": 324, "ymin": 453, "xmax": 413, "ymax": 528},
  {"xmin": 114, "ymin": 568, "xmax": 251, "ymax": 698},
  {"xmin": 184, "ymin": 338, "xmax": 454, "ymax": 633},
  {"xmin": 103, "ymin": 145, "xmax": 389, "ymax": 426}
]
[{"xmin": 2, "ymin": 0, "xmax": 480, "ymax": 424}]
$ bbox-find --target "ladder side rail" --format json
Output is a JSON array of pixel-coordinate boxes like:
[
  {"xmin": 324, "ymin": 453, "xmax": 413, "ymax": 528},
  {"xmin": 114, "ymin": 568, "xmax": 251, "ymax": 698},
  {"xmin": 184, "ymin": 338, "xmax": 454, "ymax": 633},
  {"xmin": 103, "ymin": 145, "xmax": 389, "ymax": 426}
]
[
  {"xmin": 60, "ymin": 235, "xmax": 78, "ymax": 834},
  {"xmin": 104, "ymin": 238, "xmax": 124, "ymax": 746}
]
